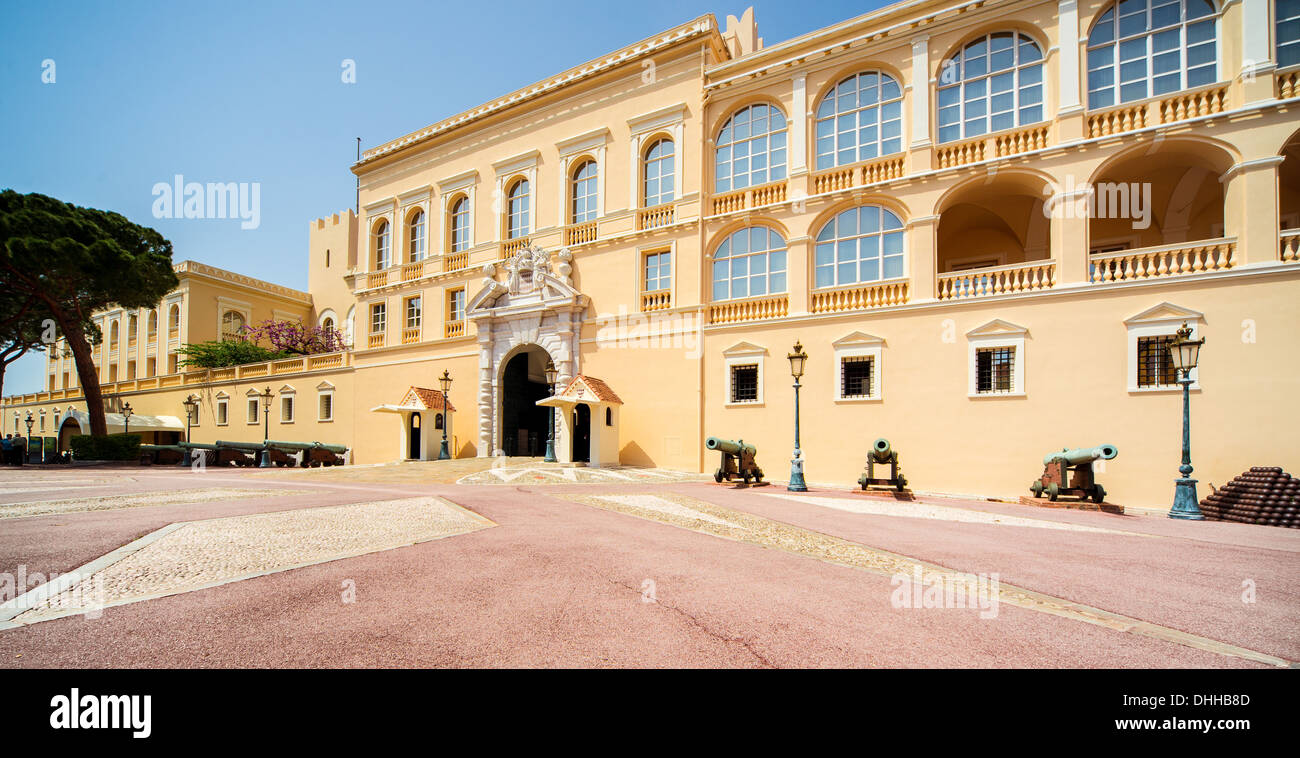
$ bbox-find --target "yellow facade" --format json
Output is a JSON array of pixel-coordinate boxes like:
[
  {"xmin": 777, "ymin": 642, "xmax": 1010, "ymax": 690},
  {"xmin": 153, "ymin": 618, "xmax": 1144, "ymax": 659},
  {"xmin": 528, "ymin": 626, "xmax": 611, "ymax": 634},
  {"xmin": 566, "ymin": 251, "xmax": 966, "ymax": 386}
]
[{"xmin": 5, "ymin": 1, "xmax": 1300, "ymax": 508}]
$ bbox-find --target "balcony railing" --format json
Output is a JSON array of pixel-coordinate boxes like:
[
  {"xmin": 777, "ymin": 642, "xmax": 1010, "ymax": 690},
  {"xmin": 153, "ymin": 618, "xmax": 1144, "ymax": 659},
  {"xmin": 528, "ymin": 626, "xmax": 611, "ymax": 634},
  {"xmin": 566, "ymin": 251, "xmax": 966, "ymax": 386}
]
[
  {"xmin": 640, "ymin": 289, "xmax": 672, "ymax": 312},
  {"xmin": 1089, "ymin": 238, "xmax": 1234, "ymax": 284},
  {"xmin": 1279, "ymin": 68, "xmax": 1300, "ymax": 99},
  {"xmin": 366, "ymin": 270, "xmax": 389, "ymax": 289},
  {"xmin": 709, "ymin": 180, "xmax": 791, "ymax": 215},
  {"xmin": 937, "ymin": 260, "xmax": 1057, "ymax": 300},
  {"xmin": 565, "ymin": 220, "xmax": 597, "ymax": 246},
  {"xmin": 708, "ymin": 294, "xmax": 788, "ymax": 325},
  {"xmin": 402, "ymin": 326, "xmax": 420, "ymax": 345},
  {"xmin": 444, "ymin": 251, "xmax": 468, "ymax": 271},
  {"xmin": 636, "ymin": 203, "xmax": 676, "ymax": 231},
  {"xmin": 501, "ymin": 237, "xmax": 530, "ymax": 258},
  {"xmin": 811, "ymin": 280, "xmax": 910, "ymax": 313},
  {"xmin": 1087, "ymin": 84, "xmax": 1228, "ymax": 139},
  {"xmin": 444, "ymin": 320, "xmax": 465, "ymax": 338},
  {"xmin": 367, "ymin": 333, "xmax": 386, "ymax": 348},
  {"xmin": 1281, "ymin": 229, "xmax": 1300, "ymax": 262},
  {"xmin": 401, "ymin": 261, "xmax": 424, "ymax": 282}
]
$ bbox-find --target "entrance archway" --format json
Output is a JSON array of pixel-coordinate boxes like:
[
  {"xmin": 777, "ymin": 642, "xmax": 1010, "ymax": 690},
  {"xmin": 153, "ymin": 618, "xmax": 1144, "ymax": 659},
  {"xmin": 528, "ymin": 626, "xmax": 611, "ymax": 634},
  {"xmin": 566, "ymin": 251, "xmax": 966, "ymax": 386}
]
[
  {"xmin": 409, "ymin": 413, "xmax": 421, "ymax": 459},
  {"xmin": 499, "ymin": 345, "xmax": 552, "ymax": 457},
  {"xmin": 57, "ymin": 416, "xmax": 82, "ymax": 453}
]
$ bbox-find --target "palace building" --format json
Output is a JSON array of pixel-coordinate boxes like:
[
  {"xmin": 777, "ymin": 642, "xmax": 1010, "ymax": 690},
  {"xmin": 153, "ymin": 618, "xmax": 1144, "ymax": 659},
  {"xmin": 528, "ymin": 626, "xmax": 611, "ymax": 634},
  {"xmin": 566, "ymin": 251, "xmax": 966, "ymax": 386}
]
[{"xmin": 4, "ymin": 0, "xmax": 1299, "ymax": 508}]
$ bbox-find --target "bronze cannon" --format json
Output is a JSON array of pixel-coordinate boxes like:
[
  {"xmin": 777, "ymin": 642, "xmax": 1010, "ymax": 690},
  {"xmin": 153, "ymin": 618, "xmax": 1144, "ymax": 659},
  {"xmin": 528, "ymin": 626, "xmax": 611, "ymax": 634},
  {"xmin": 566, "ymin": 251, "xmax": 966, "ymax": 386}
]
[
  {"xmin": 1030, "ymin": 445, "xmax": 1118, "ymax": 503},
  {"xmin": 706, "ymin": 436, "xmax": 764, "ymax": 484}
]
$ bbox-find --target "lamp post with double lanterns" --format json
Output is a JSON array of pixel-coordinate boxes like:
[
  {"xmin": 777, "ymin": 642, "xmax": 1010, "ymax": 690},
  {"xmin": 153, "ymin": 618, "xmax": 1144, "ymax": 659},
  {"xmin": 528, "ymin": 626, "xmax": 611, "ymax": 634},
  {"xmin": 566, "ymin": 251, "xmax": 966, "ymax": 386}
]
[
  {"xmin": 122, "ymin": 402, "xmax": 133, "ymax": 436},
  {"xmin": 1167, "ymin": 321, "xmax": 1206, "ymax": 520},
  {"xmin": 438, "ymin": 370, "xmax": 452, "ymax": 460},
  {"xmin": 259, "ymin": 386, "xmax": 274, "ymax": 468},
  {"xmin": 787, "ymin": 341, "xmax": 808, "ymax": 492},
  {"xmin": 543, "ymin": 359, "xmax": 559, "ymax": 463}
]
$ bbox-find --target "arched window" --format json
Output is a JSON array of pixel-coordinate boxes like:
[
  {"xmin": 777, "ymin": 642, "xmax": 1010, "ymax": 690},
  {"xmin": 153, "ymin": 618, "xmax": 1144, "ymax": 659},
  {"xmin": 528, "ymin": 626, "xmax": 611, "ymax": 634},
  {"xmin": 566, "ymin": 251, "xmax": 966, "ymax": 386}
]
[
  {"xmin": 373, "ymin": 220, "xmax": 390, "ymax": 269},
  {"xmin": 168, "ymin": 304, "xmax": 180, "ymax": 331},
  {"xmin": 322, "ymin": 317, "xmax": 335, "ymax": 333},
  {"xmin": 147, "ymin": 310, "xmax": 157, "ymax": 336},
  {"xmin": 407, "ymin": 209, "xmax": 425, "ymax": 262},
  {"xmin": 449, "ymin": 196, "xmax": 470, "ymax": 253},
  {"xmin": 711, "ymin": 227, "xmax": 788, "ymax": 301},
  {"xmin": 937, "ymin": 31, "xmax": 1044, "ymax": 143},
  {"xmin": 814, "ymin": 206, "xmax": 906, "ymax": 288},
  {"xmin": 815, "ymin": 72, "xmax": 904, "ymax": 170},
  {"xmin": 221, "ymin": 311, "xmax": 245, "ymax": 341},
  {"xmin": 110, "ymin": 320, "xmax": 119, "ymax": 346},
  {"xmin": 128, "ymin": 313, "xmax": 138, "ymax": 337},
  {"xmin": 1087, "ymin": 0, "xmax": 1217, "ymax": 108},
  {"xmin": 571, "ymin": 160, "xmax": 598, "ymax": 224},
  {"xmin": 506, "ymin": 179, "xmax": 530, "ymax": 239},
  {"xmin": 715, "ymin": 104, "xmax": 788, "ymax": 193},
  {"xmin": 1281, "ymin": 1, "xmax": 1300, "ymax": 68},
  {"xmin": 344, "ymin": 306, "xmax": 355, "ymax": 347},
  {"xmin": 643, "ymin": 139, "xmax": 675, "ymax": 207}
]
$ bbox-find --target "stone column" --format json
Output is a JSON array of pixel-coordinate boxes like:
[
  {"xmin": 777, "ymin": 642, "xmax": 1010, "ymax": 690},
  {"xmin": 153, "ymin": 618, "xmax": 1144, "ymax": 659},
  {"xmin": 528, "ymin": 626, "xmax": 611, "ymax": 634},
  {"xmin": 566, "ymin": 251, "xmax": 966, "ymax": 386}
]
[
  {"xmin": 909, "ymin": 36, "xmax": 933, "ymax": 171},
  {"xmin": 908, "ymin": 215, "xmax": 939, "ymax": 301},
  {"xmin": 790, "ymin": 73, "xmax": 808, "ymax": 176},
  {"xmin": 1241, "ymin": 0, "xmax": 1277, "ymax": 103},
  {"xmin": 1222, "ymin": 157, "xmax": 1284, "ymax": 264},
  {"xmin": 786, "ymin": 235, "xmax": 811, "ymax": 315},
  {"xmin": 476, "ymin": 329, "xmax": 494, "ymax": 457}
]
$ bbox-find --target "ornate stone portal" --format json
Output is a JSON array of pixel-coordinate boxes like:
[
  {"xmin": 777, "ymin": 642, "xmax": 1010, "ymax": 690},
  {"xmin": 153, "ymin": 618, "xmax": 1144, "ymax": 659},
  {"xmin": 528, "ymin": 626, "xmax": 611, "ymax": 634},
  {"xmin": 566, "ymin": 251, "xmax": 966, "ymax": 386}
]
[{"xmin": 466, "ymin": 245, "xmax": 587, "ymax": 457}]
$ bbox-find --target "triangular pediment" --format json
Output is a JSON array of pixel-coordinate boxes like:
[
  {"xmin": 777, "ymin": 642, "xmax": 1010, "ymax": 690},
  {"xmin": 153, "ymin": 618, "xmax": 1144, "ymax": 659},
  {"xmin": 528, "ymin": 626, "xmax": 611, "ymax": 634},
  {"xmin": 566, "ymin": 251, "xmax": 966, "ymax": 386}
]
[
  {"xmin": 557, "ymin": 375, "xmax": 622, "ymax": 404},
  {"xmin": 832, "ymin": 331, "xmax": 885, "ymax": 347},
  {"xmin": 722, "ymin": 340, "xmax": 767, "ymax": 356},
  {"xmin": 966, "ymin": 319, "xmax": 1028, "ymax": 338},
  {"xmin": 1124, "ymin": 302, "xmax": 1203, "ymax": 326}
]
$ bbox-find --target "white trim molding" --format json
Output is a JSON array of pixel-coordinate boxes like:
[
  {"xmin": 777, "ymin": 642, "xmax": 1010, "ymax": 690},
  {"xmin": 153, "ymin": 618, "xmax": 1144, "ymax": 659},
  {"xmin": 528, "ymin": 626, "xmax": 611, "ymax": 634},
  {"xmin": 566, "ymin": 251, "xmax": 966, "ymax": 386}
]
[{"xmin": 966, "ymin": 319, "xmax": 1028, "ymax": 398}]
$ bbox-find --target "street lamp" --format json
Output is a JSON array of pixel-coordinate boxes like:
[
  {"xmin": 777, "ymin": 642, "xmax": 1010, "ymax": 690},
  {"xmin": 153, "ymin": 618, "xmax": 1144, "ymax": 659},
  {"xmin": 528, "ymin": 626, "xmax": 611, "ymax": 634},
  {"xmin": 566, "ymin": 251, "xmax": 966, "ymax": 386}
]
[
  {"xmin": 787, "ymin": 340, "xmax": 808, "ymax": 492},
  {"xmin": 1167, "ymin": 322, "xmax": 1205, "ymax": 520},
  {"xmin": 543, "ymin": 359, "xmax": 559, "ymax": 463},
  {"xmin": 438, "ymin": 370, "xmax": 452, "ymax": 460},
  {"xmin": 182, "ymin": 394, "xmax": 199, "ymax": 443},
  {"xmin": 122, "ymin": 402, "xmax": 133, "ymax": 436},
  {"xmin": 259, "ymin": 386, "xmax": 274, "ymax": 468},
  {"xmin": 24, "ymin": 412, "xmax": 34, "ymax": 465}
]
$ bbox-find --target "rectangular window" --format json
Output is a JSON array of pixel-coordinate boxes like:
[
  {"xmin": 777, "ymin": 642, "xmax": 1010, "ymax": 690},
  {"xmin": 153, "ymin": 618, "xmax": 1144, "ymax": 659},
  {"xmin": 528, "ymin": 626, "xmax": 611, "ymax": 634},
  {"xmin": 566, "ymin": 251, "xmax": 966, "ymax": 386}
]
[
  {"xmin": 217, "ymin": 399, "xmax": 229, "ymax": 425},
  {"xmin": 644, "ymin": 251, "xmax": 671, "ymax": 292},
  {"xmin": 319, "ymin": 393, "xmax": 334, "ymax": 421},
  {"xmin": 447, "ymin": 289, "xmax": 465, "ymax": 322},
  {"xmin": 370, "ymin": 303, "xmax": 386, "ymax": 334},
  {"xmin": 247, "ymin": 399, "xmax": 260, "ymax": 424},
  {"xmin": 841, "ymin": 356, "xmax": 874, "ymax": 398},
  {"xmin": 187, "ymin": 405, "xmax": 199, "ymax": 426},
  {"xmin": 281, "ymin": 395, "xmax": 295, "ymax": 423},
  {"xmin": 405, "ymin": 296, "xmax": 422, "ymax": 329},
  {"xmin": 1137, "ymin": 335, "xmax": 1179, "ymax": 388},
  {"xmin": 730, "ymin": 364, "xmax": 759, "ymax": 403},
  {"xmin": 975, "ymin": 347, "xmax": 1015, "ymax": 394}
]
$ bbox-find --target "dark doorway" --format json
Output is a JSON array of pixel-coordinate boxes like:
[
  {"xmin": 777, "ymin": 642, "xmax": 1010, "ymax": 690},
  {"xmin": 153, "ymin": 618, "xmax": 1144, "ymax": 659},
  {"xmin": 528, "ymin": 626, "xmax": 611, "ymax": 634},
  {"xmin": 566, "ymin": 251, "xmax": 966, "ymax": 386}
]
[
  {"xmin": 409, "ymin": 412, "xmax": 421, "ymax": 459},
  {"xmin": 572, "ymin": 404, "xmax": 590, "ymax": 463},
  {"xmin": 500, "ymin": 349, "xmax": 550, "ymax": 456}
]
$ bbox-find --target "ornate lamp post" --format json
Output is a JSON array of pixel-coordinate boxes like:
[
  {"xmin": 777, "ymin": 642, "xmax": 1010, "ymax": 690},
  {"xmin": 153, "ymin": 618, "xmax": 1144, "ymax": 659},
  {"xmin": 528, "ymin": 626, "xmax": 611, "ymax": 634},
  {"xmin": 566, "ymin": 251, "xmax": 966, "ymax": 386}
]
[
  {"xmin": 1167, "ymin": 321, "xmax": 1205, "ymax": 520},
  {"xmin": 182, "ymin": 394, "xmax": 199, "ymax": 443},
  {"xmin": 543, "ymin": 359, "xmax": 559, "ymax": 463},
  {"xmin": 438, "ymin": 370, "xmax": 452, "ymax": 460},
  {"xmin": 122, "ymin": 402, "xmax": 133, "ymax": 436},
  {"xmin": 787, "ymin": 341, "xmax": 808, "ymax": 492},
  {"xmin": 259, "ymin": 386, "xmax": 274, "ymax": 468},
  {"xmin": 24, "ymin": 412, "xmax": 34, "ymax": 464}
]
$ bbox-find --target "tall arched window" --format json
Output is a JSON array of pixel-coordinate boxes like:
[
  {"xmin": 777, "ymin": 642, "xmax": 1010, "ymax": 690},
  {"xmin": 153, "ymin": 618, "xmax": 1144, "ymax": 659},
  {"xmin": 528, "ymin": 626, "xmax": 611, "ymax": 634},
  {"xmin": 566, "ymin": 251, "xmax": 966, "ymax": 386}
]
[
  {"xmin": 323, "ymin": 317, "xmax": 335, "ymax": 333},
  {"xmin": 506, "ymin": 179, "xmax": 530, "ymax": 239},
  {"xmin": 937, "ymin": 31, "xmax": 1044, "ymax": 143},
  {"xmin": 449, "ymin": 196, "xmax": 470, "ymax": 253},
  {"xmin": 109, "ymin": 321, "xmax": 119, "ymax": 346},
  {"xmin": 643, "ymin": 139, "xmax": 675, "ymax": 206},
  {"xmin": 571, "ymin": 160, "xmax": 598, "ymax": 224},
  {"xmin": 715, "ymin": 104, "xmax": 788, "ymax": 193},
  {"xmin": 814, "ymin": 206, "xmax": 906, "ymax": 288},
  {"xmin": 147, "ymin": 310, "xmax": 157, "ymax": 336},
  {"xmin": 1281, "ymin": 0, "xmax": 1300, "ymax": 68},
  {"xmin": 373, "ymin": 220, "xmax": 390, "ymax": 269},
  {"xmin": 168, "ymin": 304, "xmax": 180, "ymax": 331},
  {"xmin": 221, "ymin": 311, "xmax": 245, "ymax": 341},
  {"xmin": 407, "ymin": 209, "xmax": 425, "ymax": 262},
  {"xmin": 1087, "ymin": 0, "xmax": 1217, "ymax": 108},
  {"xmin": 815, "ymin": 72, "xmax": 904, "ymax": 170},
  {"xmin": 711, "ymin": 226, "xmax": 788, "ymax": 301}
]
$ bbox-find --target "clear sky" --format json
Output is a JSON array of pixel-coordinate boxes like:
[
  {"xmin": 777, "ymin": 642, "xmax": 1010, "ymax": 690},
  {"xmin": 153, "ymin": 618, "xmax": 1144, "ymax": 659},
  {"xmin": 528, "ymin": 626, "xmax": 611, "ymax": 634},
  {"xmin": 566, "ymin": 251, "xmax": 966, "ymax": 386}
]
[{"xmin": 0, "ymin": 0, "xmax": 889, "ymax": 394}]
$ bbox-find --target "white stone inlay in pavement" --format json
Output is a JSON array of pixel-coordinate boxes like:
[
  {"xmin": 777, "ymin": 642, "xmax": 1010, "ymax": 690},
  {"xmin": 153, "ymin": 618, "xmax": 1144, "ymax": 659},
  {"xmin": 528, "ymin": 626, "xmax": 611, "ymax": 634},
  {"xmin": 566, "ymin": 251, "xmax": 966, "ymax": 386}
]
[
  {"xmin": 0, "ymin": 487, "xmax": 309, "ymax": 520},
  {"xmin": 592, "ymin": 494, "xmax": 742, "ymax": 527}
]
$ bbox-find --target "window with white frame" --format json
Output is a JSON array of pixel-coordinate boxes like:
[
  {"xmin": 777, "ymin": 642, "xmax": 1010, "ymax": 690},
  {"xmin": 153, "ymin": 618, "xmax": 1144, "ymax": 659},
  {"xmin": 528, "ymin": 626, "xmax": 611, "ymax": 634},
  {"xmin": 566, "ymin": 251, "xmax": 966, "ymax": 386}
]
[
  {"xmin": 841, "ymin": 356, "xmax": 874, "ymax": 398},
  {"xmin": 833, "ymin": 333, "xmax": 884, "ymax": 401},
  {"xmin": 711, "ymin": 226, "xmax": 788, "ymax": 301},
  {"xmin": 966, "ymin": 320, "xmax": 1027, "ymax": 397},
  {"xmin": 317, "ymin": 386, "xmax": 335, "ymax": 421},
  {"xmin": 643, "ymin": 139, "xmax": 675, "ymax": 206},
  {"xmin": 449, "ymin": 196, "xmax": 471, "ymax": 253},
  {"xmin": 370, "ymin": 302, "xmax": 386, "ymax": 335},
  {"xmin": 374, "ymin": 219, "xmax": 391, "ymax": 269},
  {"xmin": 814, "ymin": 205, "xmax": 906, "ymax": 288},
  {"xmin": 730, "ymin": 364, "xmax": 759, "ymax": 403},
  {"xmin": 247, "ymin": 397, "xmax": 260, "ymax": 424},
  {"xmin": 723, "ymin": 343, "xmax": 766, "ymax": 406},
  {"xmin": 281, "ymin": 394, "xmax": 295, "ymax": 423},
  {"xmin": 975, "ymin": 347, "xmax": 1016, "ymax": 394},
  {"xmin": 447, "ymin": 288, "xmax": 465, "ymax": 323},
  {"xmin": 216, "ymin": 396, "xmax": 229, "ymax": 425},
  {"xmin": 937, "ymin": 31, "xmax": 1044, "ymax": 143},
  {"xmin": 1281, "ymin": 0, "xmax": 1300, "ymax": 68},
  {"xmin": 1086, "ymin": 0, "xmax": 1218, "ymax": 109},
  {"xmin": 408, "ymin": 209, "xmax": 425, "ymax": 262},
  {"xmin": 221, "ymin": 310, "xmax": 245, "ymax": 341},
  {"xmin": 1125, "ymin": 304, "xmax": 1201, "ymax": 392},
  {"xmin": 405, "ymin": 296, "xmax": 422, "ymax": 329},
  {"xmin": 815, "ymin": 71, "xmax": 904, "ymax": 170},
  {"xmin": 714, "ymin": 104, "xmax": 788, "ymax": 192},
  {"xmin": 570, "ymin": 160, "xmax": 598, "ymax": 224},
  {"xmin": 643, "ymin": 250, "xmax": 671, "ymax": 292},
  {"xmin": 506, "ymin": 179, "xmax": 530, "ymax": 239},
  {"xmin": 186, "ymin": 403, "xmax": 199, "ymax": 426}
]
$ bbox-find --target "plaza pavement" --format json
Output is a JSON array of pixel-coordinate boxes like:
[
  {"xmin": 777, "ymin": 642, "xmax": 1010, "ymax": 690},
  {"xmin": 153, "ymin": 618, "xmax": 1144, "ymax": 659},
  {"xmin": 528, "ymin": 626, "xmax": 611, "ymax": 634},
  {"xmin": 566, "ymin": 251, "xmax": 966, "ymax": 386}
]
[{"xmin": 0, "ymin": 460, "xmax": 1295, "ymax": 668}]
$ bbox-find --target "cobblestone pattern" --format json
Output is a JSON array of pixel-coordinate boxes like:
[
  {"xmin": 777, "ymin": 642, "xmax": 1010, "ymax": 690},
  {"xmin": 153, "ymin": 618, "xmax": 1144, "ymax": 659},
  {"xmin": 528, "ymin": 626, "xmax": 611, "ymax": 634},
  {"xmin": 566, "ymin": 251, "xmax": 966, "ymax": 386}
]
[{"xmin": 0, "ymin": 488, "xmax": 310, "ymax": 520}]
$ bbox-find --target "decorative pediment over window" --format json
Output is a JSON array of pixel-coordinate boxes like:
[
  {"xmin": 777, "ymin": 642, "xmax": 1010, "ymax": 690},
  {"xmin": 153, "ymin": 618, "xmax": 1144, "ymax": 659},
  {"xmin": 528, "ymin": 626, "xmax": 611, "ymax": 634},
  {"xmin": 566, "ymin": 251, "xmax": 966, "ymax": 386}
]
[
  {"xmin": 832, "ymin": 331, "xmax": 886, "ymax": 348},
  {"xmin": 722, "ymin": 340, "xmax": 767, "ymax": 357},
  {"xmin": 1123, "ymin": 302, "xmax": 1203, "ymax": 326},
  {"xmin": 966, "ymin": 319, "xmax": 1029, "ymax": 339},
  {"xmin": 466, "ymin": 244, "xmax": 583, "ymax": 315}
]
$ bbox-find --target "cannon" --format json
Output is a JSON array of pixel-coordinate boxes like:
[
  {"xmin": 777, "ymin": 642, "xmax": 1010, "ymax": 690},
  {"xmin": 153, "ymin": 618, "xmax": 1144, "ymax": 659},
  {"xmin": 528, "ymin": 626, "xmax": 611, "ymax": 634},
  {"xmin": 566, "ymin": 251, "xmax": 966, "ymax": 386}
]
[
  {"xmin": 706, "ymin": 436, "xmax": 763, "ymax": 484},
  {"xmin": 1030, "ymin": 444, "xmax": 1118, "ymax": 503},
  {"xmin": 216, "ymin": 440, "xmax": 299, "ymax": 467},
  {"xmin": 858, "ymin": 438, "xmax": 908, "ymax": 492},
  {"xmin": 139, "ymin": 444, "xmax": 185, "ymax": 465},
  {"xmin": 265, "ymin": 440, "xmax": 349, "ymax": 467},
  {"xmin": 182, "ymin": 441, "xmax": 255, "ymax": 467}
]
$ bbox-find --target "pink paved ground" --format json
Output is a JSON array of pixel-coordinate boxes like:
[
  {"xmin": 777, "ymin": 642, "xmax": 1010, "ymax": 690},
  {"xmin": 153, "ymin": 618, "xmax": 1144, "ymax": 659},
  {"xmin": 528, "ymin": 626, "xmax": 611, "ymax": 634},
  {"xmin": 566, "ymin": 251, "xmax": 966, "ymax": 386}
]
[{"xmin": 0, "ymin": 466, "xmax": 1295, "ymax": 668}]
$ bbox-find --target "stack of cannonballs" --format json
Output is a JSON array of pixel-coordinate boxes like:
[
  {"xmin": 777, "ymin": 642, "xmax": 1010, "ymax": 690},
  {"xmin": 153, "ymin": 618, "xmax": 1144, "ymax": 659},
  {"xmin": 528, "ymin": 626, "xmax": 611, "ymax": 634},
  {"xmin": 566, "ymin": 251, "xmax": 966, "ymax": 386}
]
[{"xmin": 1198, "ymin": 467, "xmax": 1299, "ymax": 528}]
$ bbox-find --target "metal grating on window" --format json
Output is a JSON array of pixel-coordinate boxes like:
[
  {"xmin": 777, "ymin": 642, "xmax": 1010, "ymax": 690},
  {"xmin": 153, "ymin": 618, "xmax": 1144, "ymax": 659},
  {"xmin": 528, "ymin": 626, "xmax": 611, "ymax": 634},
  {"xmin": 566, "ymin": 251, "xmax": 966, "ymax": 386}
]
[
  {"xmin": 975, "ymin": 347, "xmax": 1015, "ymax": 393},
  {"xmin": 730, "ymin": 364, "xmax": 758, "ymax": 403},
  {"xmin": 1137, "ymin": 334, "xmax": 1178, "ymax": 387},
  {"xmin": 841, "ymin": 356, "xmax": 873, "ymax": 397}
]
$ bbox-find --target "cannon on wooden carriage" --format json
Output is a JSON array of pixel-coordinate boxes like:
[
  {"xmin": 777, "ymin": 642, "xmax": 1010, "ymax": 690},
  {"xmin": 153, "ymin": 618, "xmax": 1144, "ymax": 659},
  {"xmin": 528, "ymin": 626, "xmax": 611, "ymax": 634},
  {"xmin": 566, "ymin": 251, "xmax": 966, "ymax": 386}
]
[
  {"xmin": 216, "ymin": 440, "xmax": 299, "ymax": 467},
  {"xmin": 139, "ymin": 444, "xmax": 185, "ymax": 465},
  {"xmin": 706, "ymin": 436, "xmax": 763, "ymax": 484},
  {"xmin": 265, "ymin": 440, "xmax": 349, "ymax": 467},
  {"xmin": 176, "ymin": 441, "xmax": 246, "ymax": 466},
  {"xmin": 1030, "ymin": 445, "xmax": 1118, "ymax": 504},
  {"xmin": 858, "ymin": 438, "xmax": 908, "ymax": 492}
]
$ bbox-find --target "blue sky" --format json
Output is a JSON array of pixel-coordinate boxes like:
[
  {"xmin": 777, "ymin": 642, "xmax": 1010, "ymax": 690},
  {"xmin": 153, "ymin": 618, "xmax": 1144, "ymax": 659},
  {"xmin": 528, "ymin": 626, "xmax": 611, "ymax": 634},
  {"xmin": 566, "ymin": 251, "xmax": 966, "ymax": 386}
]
[{"xmin": 0, "ymin": 0, "xmax": 888, "ymax": 393}]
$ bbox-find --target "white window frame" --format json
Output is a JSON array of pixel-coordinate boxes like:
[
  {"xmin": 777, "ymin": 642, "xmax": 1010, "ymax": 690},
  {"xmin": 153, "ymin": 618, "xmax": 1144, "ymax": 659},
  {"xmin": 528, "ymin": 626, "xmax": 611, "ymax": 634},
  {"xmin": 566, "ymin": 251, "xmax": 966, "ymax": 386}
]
[
  {"xmin": 627, "ymin": 103, "xmax": 686, "ymax": 210},
  {"xmin": 215, "ymin": 393, "xmax": 229, "ymax": 426},
  {"xmin": 317, "ymin": 382, "xmax": 336, "ymax": 422},
  {"xmin": 1124, "ymin": 303, "xmax": 1202, "ymax": 393},
  {"xmin": 280, "ymin": 394, "xmax": 296, "ymax": 424},
  {"xmin": 246, "ymin": 394, "xmax": 261, "ymax": 425},
  {"xmin": 722, "ymin": 342, "xmax": 767, "ymax": 407},
  {"xmin": 832, "ymin": 332, "xmax": 884, "ymax": 403},
  {"xmin": 966, "ymin": 320, "xmax": 1027, "ymax": 398}
]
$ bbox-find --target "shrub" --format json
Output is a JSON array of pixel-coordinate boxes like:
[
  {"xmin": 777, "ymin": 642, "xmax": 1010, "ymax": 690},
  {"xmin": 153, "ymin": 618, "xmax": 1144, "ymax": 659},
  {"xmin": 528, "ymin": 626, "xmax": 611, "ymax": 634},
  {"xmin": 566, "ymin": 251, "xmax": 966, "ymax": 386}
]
[
  {"xmin": 68, "ymin": 433, "xmax": 141, "ymax": 461},
  {"xmin": 176, "ymin": 340, "xmax": 289, "ymax": 369}
]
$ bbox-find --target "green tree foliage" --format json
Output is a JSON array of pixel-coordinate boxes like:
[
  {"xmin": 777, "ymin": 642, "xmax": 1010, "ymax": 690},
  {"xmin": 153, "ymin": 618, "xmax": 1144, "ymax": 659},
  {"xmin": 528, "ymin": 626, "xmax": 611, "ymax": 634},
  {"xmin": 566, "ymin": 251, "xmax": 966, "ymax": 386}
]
[
  {"xmin": 176, "ymin": 340, "xmax": 289, "ymax": 369},
  {"xmin": 0, "ymin": 190, "xmax": 178, "ymax": 435}
]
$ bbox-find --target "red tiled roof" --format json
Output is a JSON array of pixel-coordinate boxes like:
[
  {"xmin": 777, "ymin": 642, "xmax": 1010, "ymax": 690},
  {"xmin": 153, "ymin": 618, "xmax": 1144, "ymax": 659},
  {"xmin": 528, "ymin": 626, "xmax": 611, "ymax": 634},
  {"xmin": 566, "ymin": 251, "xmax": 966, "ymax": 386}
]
[
  {"xmin": 559, "ymin": 375, "xmax": 622, "ymax": 404},
  {"xmin": 407, "ymin": 386, "xmax": 456, "ymax": 412}
]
